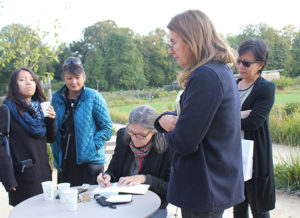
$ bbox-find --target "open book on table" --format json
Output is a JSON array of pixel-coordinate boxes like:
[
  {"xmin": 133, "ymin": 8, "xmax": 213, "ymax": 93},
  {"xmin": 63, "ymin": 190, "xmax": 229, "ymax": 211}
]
[{"xmin": 92, "ymin": 183, "xmax": 150, "ymax": 196}]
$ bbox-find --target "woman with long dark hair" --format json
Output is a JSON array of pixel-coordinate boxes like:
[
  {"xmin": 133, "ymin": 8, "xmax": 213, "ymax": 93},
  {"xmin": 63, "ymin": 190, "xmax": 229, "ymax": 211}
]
[{"xmin": 0, "ymin": 68, "xmax": 57, "ymax": 206}]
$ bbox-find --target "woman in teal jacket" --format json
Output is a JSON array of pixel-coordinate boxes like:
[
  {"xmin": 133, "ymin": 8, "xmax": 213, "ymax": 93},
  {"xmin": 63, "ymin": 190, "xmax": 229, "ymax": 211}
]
[{"xmin": 51, "ymin": 57, "xmax": 112, "ymax": 186}]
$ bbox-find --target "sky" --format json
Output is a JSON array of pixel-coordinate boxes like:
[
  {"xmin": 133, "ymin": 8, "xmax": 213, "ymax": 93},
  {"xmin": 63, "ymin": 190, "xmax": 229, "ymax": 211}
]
[{"xmin": 0, "ymin": 0, "xmax": 299, "ymax": 44}]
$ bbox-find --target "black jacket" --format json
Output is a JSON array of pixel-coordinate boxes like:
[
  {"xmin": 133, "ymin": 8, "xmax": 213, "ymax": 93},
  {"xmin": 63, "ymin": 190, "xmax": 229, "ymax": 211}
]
[
  {"xmin": 239, "ymin": 76, "xmax": 276, "ymax": 212},
  {"xmin": 0, "ymin": 104, "xmax": 57, "ymax": 206},
  {"xmin": 106, "ymin": 128, "xmax": 173, "ymax": 209}
]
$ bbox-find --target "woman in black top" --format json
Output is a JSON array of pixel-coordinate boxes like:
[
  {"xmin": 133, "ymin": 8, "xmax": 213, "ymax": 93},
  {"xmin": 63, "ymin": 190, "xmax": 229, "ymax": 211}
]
[
  {"xmin": 97, "ymin": 105, "xmax": 173, "ymax": 218},
  {"xmin": 234, "ymin": 39, "xmax": 276, "ymax": 218},
  {"xmin": 0, "ymin": 68, "xmax": 57, "ymax": 206}
]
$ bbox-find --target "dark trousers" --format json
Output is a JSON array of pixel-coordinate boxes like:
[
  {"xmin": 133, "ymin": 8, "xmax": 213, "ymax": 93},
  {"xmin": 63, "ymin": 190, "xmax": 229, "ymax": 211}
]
[
  {"xmin": 58, "ymin": 159, "xmax": 104, "ymax": 187},
  {"xmin": 181, "ymin": 209, "xmax": 224, "ymax": 218},
  {"xmin": 233, "ymin": 180, "xmax": 270, "ymax": 218}
]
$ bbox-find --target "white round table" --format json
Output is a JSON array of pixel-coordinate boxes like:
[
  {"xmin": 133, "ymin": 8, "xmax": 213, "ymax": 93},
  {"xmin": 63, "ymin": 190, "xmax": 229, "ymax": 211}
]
[{"xmin": 9, "ymin": 185, "xmax": 161, "ymax": 218}]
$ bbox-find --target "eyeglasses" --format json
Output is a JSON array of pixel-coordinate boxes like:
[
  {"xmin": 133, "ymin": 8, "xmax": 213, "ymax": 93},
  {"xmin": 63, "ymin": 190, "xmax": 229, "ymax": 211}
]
[
  {"xmin": 63, "ymin": 57, "xmax": 82, "ymax": 66},
  {"xmin": 168, "ymin": 41, "xmax": 177, "ymax": 51},
  {"xmin": 237, "ymin": 59, "xmax": 262, "ymax": 67},
  {"xmin": 126, "ymin": 126, "xmax": 152, "ymax": 139}
]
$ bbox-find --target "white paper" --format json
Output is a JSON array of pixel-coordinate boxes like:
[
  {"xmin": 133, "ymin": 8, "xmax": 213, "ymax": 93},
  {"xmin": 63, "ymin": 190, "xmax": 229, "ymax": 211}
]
[
  {"xmin": 92, "ymin": 183, "xmax": 150, "ymax": 196},
  {"xmin": 106, "ymin": 194, "xmax": 132, "ymax": 203},
  {"xmin": 241, "ymin": 139, "xmax": 254, "ymax": 181},
  {"xmin": 175, "ymin": 90, "xmax": 184, "ymax": 116}
]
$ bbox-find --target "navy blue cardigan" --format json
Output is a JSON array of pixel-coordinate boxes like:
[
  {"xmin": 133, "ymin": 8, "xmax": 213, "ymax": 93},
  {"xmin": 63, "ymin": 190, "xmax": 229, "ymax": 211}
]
[{"xmin": 155, "ymin": 61, "xmax": 244, "ymax": 212}]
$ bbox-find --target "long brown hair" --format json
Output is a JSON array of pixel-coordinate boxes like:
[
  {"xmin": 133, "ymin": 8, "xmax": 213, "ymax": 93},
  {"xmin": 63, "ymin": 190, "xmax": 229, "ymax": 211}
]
[
  {"xmin": 167, "ymin": 10, "xmax": 237, "ymax": 87},
  {"xmin": 6, "ymin": 68, "xmax": 46, "ymax": 115}
]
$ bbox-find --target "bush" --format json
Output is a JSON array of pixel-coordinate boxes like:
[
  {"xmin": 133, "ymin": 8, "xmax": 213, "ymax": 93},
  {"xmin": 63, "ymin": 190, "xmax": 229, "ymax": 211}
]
[
  {"xmin": 273, "ymin": 76, "xmax": 293, "ymax": 89},
  {"xmin": 270, "ymin": 105, "xmax": 300, "ymax": 146},
  {"xmin": 50, "ymin": 80, "xmax": 65, "ymax": 93},
  {"xmin": 274, "ymin": 152, "xmax": 300, "ymax": 191},
  {"xmin": 47, "ymin": 144, "xmax": 54, "ymax": 168},
  {"xmin": 283, "ymin": 102, "xmax": 300, "ymax": 116},
  {"xmin": 109, "ymin": 108, "xmax": 128, "ymax": 124}
]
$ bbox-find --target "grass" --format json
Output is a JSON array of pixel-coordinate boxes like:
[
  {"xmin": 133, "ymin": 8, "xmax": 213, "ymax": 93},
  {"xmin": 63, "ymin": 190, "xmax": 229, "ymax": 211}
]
[
  {"xmin": 275, "ymin": 91, "xmax": 300, "ymax": 105},
  {"xmin": 111, "ymin": 100, "xmax": 176, "ymax": 114},
  {"xmin": 107, "ymin": 89, "xmax": 300, "ymax": 126},
  {"xmin": 274, "ymin": 152, "xmax": 300, "ymax": 192},
  {"xmin": 108, "ymin": 100, "xmax": 176, "ymax": 124}
]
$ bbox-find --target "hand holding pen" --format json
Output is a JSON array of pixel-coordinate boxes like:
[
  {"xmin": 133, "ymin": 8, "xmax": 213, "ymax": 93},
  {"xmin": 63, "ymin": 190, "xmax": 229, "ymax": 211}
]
[{"xmin": 97, "ymin": 173, "xmax": 112, "ymax": 187}]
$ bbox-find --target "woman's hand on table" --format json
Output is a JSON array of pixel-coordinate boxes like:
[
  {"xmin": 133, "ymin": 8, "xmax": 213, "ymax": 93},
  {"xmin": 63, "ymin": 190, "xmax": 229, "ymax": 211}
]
[
  {"xmin": 158, "ymin": 114, "xmax": 178, "ymax": 132},
  {"xmin": 97, "ymin": 173, "xmax": 112, "ymax": 187},
  {"xmin": 117, "ymin": 175, "xmax": 146, "ymax": 186}
]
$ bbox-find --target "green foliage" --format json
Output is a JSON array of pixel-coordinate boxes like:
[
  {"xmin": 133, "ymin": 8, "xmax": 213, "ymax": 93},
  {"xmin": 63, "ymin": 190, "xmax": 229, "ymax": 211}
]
[
  {"xmin": 283, "ymin": 102, "xmax": 300, "ymax": 115},
  {"xmin": 50, "ymin": 80, "xmax": 65, "ymax": 93},
  {"xmin": 109, "ymin": 108, "xmax": 128, "ymax": 124},
  {"xmin": 103, "ymin": 89, "xmax": 178, "ymax": 123},
  {"xmin": 226, "ymin": 24, "xmax": 300, "ymax": 78},
  {"xmin": 104, "ymin": 32, "xmax": 147, "ymax": 90},
  {"xmin": 270, "ymin": 106, "xmax": 300, "ymax": 146},
  {"xmin": 47, "ymin": 144, "xmax": 54, "ymax": 168},
  {"xmin": 273, "ymin": 76, "xmax": 293, "ymax": 88},
  {"xmin": 0, "ymin": 23, "xmax": 60, "ymax": 81},
  {"xmin": 136, "ymin": 29, "xmax": 178, "ymax": 87},
  {"xmin": 287, "ymin": 29, "xmax": 300, "ymax": 78},
  {"xmin": 275, "ymin": 91, "xmax": 300, "ymax": 105},
  {"xmin": 84, "ymin": 48, "xmax": 108, "ymax": 90},
  {"xmin": 274, "ymin": 152, "xmax": 300, "ymax": 191},
  {"xmin": 290, "ymin": 76, "xmax": 300, "ymax": 87}
]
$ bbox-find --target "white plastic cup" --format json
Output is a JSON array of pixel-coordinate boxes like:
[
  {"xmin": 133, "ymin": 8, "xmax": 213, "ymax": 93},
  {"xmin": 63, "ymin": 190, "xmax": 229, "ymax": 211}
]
[
  {"xmin": 57, "ymin": 183, "xmax": 71, "ymax": 203},
  {"xmin": 40, "ymin": 101, "xmax": 51, "ymax": 117},
  {"xmin": 64, "ymin": 189, "xmax": 78, "ymax": 211},
  {"xmin": 41, "ymin": 181, "xmax": 55, "ymax": 200}
]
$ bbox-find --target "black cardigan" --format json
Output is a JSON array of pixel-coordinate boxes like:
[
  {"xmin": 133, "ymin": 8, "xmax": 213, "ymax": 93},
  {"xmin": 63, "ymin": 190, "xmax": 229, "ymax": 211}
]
[
  {"xmin": 0, "ymin": 104, "xmax": 57, "ymax": 206},
  {"xmin": 106, "ymin": 128, "xmax": 173, "ymax": 209},
  {"xmin": 239, "ymin": 76, "xmax": 276, "ymax": 212}
]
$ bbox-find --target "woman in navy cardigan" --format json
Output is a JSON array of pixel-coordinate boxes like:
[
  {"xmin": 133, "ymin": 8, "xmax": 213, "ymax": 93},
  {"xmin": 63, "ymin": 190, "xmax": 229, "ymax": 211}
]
[
  {"xmin": 234, "ymin": 39, "xmax": 275, "ymax": 218},
  {"xmin": 154, "ymin": 10, "xmax": 244, "ymax": 217}
]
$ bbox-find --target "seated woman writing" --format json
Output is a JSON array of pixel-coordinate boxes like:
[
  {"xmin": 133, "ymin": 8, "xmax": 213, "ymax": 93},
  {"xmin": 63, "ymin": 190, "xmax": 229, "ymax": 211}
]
[{"xmin": 97, "ymin": 105, "xmax": 173, "ymax": 218}]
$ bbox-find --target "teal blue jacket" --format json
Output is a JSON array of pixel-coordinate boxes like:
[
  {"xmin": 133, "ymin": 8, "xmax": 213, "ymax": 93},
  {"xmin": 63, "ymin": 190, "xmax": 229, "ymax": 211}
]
[{"xmin": 51, "ymin": 86, "xmax": 112, "ymax": 169}]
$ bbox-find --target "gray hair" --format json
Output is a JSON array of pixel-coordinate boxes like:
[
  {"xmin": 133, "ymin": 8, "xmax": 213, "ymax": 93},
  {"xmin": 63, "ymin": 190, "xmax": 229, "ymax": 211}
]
[{"xmin": 125, "ymin": 105, "xmax": 167, "ymax": 154}]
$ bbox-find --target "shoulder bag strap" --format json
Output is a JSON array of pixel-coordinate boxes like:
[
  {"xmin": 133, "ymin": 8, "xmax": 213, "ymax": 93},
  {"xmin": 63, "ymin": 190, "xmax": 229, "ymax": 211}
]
[
  {"xmin": 2, "ymin": 104, "xmax": 14, "ymax": 173},
  {"xmin": 2, "ymin": 104, "xmax": 10, "ymax": 136}
]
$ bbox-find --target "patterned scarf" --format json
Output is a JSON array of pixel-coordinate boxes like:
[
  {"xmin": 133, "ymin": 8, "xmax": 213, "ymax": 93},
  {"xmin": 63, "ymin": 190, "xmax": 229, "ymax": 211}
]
[
  {"xmin": 5, "ymin": 98, "xmax": 46, "ymax": 138},
  {"xmin": 129, "ymin": 140, "xmax": 152, "ymax": 173}
]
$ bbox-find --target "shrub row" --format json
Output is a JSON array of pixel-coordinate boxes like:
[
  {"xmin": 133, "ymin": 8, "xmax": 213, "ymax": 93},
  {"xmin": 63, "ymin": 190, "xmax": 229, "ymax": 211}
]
[
  {"xmin": 270, "ymin": 103, "xmax": 300, "ymax": 146},
  {"xmin": 274, "ymin": 152, "xmax": 300, "ymax": 192}
]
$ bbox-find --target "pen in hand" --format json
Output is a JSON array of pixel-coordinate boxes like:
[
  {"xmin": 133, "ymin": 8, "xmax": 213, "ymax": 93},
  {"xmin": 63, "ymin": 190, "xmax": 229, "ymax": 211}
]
[{"xmin": 97, "ymin": 173, "xmax": 111, "ymax": 187}]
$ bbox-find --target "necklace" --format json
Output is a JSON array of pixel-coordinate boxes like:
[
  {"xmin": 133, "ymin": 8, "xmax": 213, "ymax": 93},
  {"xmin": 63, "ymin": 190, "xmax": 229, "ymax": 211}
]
[{"xmin": 238, "ymin": 79, "xmax": 255, "ymax": 90}]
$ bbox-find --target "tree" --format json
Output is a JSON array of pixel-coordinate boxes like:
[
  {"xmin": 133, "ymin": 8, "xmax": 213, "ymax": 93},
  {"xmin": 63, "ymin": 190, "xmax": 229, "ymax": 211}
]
[
  {"xmin": 226, "ymin": 24, "xmax": 296, "ymax": 76},
  {"xmin": 0, "ymin": 23, "xmax": 59, "ymax": 81},
  {"xmin": 136, "ymin": 29, "xmax": 178, "ymax": 87},
  {"xmin": 84, "ymin": 48, "xmax": 108, "ymax": 91},
  {"xmin": 290, "ymin": 30, "xmax": 300, "ymax": 77},
  {"xmin": 82, "ymin": 20, "xmax": 118, "ymax": 54},
  {"xmin": 104, "ymin": 32, "xmax": 147, "ymax": 90}
]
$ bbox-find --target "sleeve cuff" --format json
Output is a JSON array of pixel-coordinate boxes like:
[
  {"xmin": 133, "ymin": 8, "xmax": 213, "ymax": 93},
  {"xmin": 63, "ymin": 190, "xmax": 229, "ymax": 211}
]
[{"xmin": 145, "ymin": 174, "xmax": 152, "ymax": 186}]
